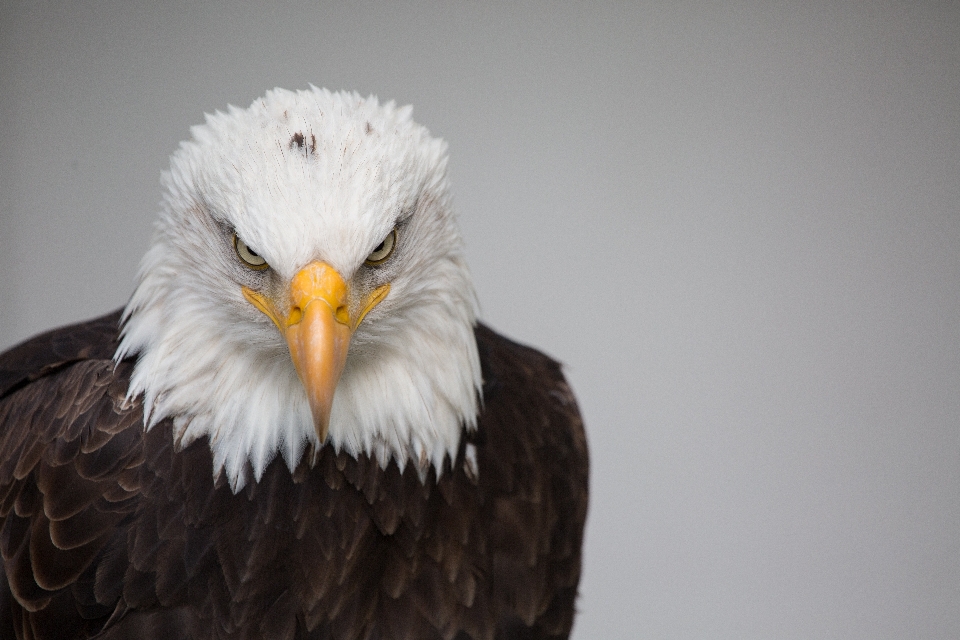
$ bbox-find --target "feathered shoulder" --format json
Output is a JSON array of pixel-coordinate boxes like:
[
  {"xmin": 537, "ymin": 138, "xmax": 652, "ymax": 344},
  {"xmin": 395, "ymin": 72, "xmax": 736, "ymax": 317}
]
[{"xmin": 0, "ymin": 310, "xmax": 124, "ymax": 399}]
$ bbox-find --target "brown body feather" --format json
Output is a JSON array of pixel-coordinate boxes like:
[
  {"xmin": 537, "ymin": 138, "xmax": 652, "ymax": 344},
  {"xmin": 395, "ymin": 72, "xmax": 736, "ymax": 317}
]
[{"xmin": 0, "ymin": 311, "xmax": 588, "ymax": 640}]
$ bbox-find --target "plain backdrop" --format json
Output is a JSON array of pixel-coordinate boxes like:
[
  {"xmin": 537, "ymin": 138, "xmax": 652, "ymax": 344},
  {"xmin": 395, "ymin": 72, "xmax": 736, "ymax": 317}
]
[{"xmin": 2, "ymin": 2, "xmax": 959, "ymax": 638}]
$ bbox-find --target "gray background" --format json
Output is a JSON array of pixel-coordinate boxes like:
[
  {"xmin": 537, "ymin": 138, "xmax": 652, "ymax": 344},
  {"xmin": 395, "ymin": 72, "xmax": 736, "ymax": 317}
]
[{"xmin": 2, "ymin": 1, "xmax": 959, "ymax": 638}]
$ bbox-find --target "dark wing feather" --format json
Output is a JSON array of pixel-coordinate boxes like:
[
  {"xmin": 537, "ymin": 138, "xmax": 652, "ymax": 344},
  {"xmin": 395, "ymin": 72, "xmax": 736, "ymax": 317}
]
[
  {"xmin": 0, "ymin": 311, "xmax": 147, "ymax": 639},
  {"xmin": 0, "ymin": 313, "xmax": 588, "ymax": 640},
  {"xmin": 472, "ymin": 324, "xmax": 589, "ymax": 638}
]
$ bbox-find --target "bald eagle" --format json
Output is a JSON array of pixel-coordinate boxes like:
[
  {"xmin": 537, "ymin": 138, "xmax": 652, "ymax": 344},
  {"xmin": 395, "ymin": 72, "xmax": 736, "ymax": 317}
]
[{"xmin": 0, "ymin": 88, "xmax": 588, "ymax": 640}]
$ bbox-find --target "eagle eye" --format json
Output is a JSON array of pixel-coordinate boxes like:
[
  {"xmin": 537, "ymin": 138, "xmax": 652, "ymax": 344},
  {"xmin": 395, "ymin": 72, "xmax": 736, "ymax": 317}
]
[
  {"xmin": 233, "ymin": 234, "xmax": 269, "ymax": 270},
  {"xmin": 365, "ymin": 229, "xmax": 397, "ymax": 266}
]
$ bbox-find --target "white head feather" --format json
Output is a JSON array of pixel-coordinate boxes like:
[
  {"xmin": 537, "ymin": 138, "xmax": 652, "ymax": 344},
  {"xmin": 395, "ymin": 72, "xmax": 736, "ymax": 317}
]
[{"xmin": 116, "ymin": 87, "xmax": 482, "ymax": 491}]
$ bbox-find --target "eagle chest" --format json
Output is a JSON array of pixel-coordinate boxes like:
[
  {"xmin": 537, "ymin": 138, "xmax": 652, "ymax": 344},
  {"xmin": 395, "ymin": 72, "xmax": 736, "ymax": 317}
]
[{"xmin": 126, "ymin": 423, "xmax": 518, "ymax": 639}]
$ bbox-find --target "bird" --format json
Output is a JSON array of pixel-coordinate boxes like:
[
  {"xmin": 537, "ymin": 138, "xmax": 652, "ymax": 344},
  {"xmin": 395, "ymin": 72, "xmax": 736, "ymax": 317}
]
[{"xmin": 0, "ymin": 87, "xmax": 588, "ymax": 640}]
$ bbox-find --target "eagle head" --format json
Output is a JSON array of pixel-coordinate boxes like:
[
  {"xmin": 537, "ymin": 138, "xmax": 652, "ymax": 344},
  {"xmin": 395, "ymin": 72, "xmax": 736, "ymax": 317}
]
[{"xmin": 117, "ymin": 87, "xmax": 482, "ymax": 491}]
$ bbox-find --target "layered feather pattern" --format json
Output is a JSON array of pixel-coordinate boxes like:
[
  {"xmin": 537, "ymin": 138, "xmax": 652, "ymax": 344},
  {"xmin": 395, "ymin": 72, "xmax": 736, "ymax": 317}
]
[{"xmin": 0, "ymin": 312, "xmax": 587, "ymax": 639}]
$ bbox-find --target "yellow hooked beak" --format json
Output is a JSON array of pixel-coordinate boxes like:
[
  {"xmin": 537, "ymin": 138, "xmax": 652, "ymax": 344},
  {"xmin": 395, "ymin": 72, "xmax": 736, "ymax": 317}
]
[{"xmin": 242, "ymin": 262, "xmax": 390, "ymax": 442}]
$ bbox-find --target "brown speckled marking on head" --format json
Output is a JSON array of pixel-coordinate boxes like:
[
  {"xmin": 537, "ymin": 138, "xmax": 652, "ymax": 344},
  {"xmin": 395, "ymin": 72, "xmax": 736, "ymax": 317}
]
[
  {"xmin": 289, "ymin": 132, "xmax": 317, "ymax": 155},
  {"xmin": 365, "ymin": 121, "xmax": 373, "ymax": 135}
]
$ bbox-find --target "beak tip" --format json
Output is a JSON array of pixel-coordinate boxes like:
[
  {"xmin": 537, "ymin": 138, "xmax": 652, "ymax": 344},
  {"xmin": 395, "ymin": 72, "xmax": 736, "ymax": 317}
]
[{"xmin": 314, "ymin": 418, "xmax": 330, "ymax": 443}]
